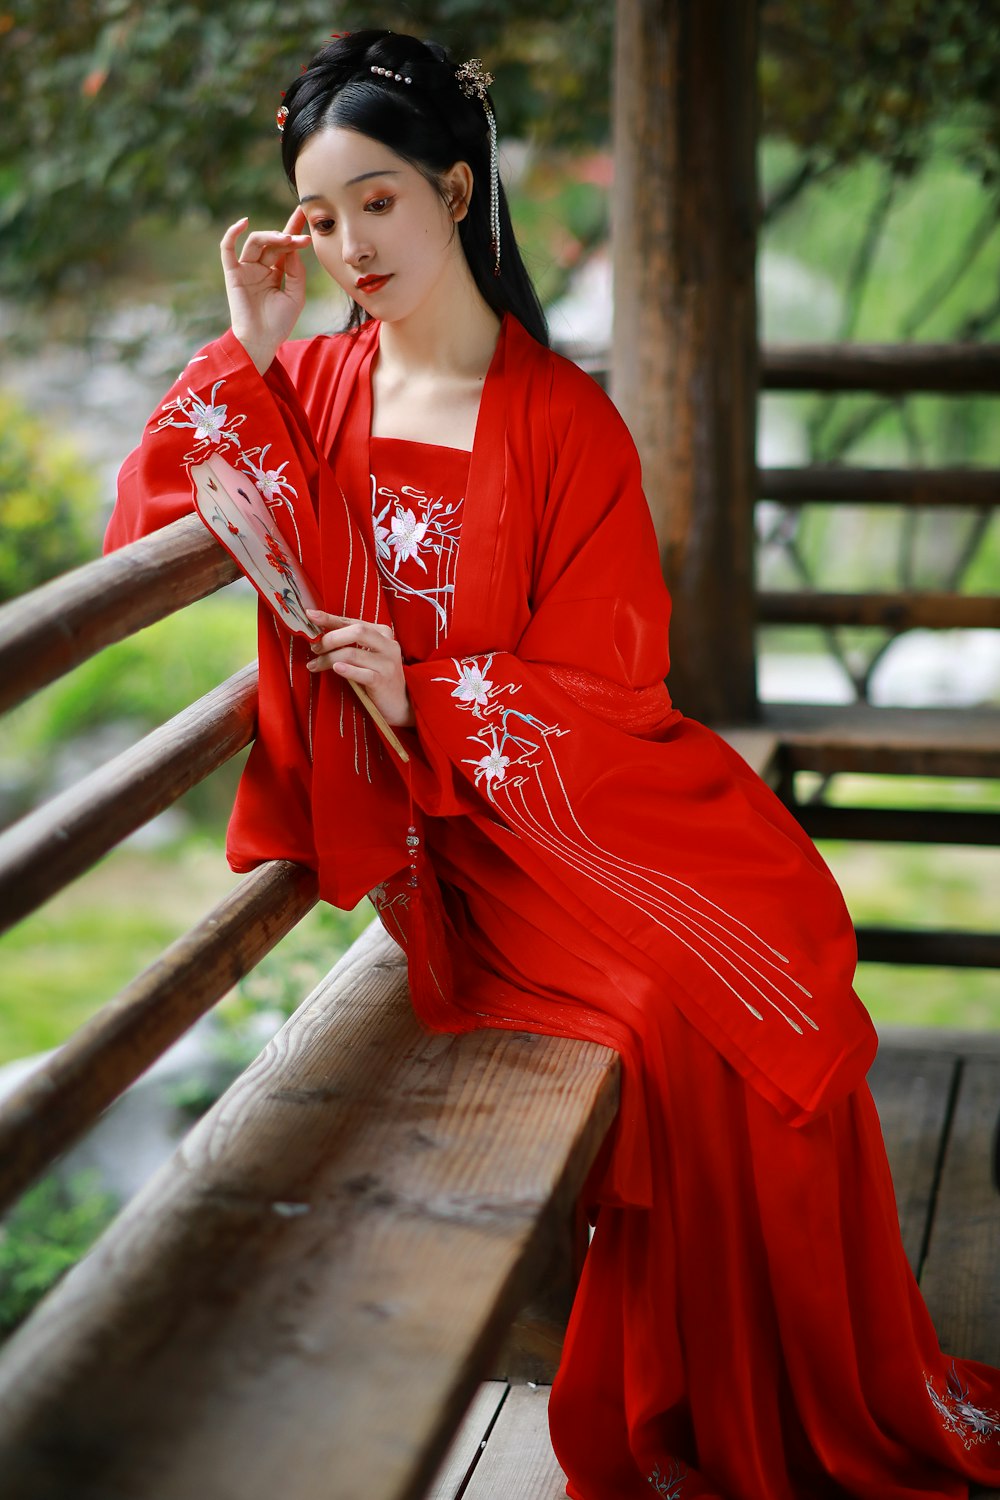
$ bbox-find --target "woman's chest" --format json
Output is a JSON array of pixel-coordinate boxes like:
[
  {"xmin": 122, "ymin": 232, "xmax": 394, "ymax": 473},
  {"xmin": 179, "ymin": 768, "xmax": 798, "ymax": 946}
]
[{"xmin": 368, "ymin": 437, "xmax": 471, "ymax": 657}]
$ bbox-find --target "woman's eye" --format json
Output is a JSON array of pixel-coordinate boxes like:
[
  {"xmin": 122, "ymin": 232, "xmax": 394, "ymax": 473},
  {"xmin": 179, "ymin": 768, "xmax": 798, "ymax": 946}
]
[
  {"xmin": 311, "ymin": 217, "xmax": 335, "ymax": 234},
  {"xmin": 365, "ymin": 196, "xmax": 393, "ymax": 213}
]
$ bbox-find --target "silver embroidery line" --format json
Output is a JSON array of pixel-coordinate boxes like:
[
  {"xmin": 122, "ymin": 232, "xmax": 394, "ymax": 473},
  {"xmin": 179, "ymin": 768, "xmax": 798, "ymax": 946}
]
[
  {"xmin": 518, "ymin": 751, "xmax": 819, "ymax": 1029},
  {"xmin": 370, "ymin": 472, "xmax": 463, "ymax": 648},
  {"xmin": 926, "ymin": 1365, "xmax": 1000, "ymax": 1450},
  {"xmin": 506, "ymin": 776, "xmax": 807, "ymax": 1030},
  {"xmin": 648, "ymin": 1460, "xmax": 686, "ymax": 1497},
  {"xmin": 438, "ymin": 655, "xmax": 820, "ymax": 1034},
  {"xmin": 370, "ymin": 881, "xmax": 410, "ymax": 948}
]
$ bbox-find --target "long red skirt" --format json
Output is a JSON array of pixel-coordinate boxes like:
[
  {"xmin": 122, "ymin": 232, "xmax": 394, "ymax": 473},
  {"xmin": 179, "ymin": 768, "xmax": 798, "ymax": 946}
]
[{"xmin": 382, "ymin": 810, "xmax": 1000, "ymax": 1500}]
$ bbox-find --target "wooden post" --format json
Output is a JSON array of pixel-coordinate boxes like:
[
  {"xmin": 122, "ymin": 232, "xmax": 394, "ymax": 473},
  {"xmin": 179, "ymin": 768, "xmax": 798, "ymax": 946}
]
[{"xmin": 612, "ymin": 0, "xmax": 759, "ymax": 723}]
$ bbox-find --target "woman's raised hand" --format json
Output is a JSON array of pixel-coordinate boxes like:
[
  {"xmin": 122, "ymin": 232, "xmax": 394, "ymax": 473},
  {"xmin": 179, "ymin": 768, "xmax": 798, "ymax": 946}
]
[
  {"xmin": 304, "ymin": 611, "xmax": 415, "ymax": 729},
  {"xmin": 221, "ymin": 207, "xmax": 312, "ymax": 375}
]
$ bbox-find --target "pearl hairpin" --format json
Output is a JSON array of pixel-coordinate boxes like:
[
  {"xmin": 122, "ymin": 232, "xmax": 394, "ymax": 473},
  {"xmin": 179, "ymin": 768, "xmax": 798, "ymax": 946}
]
[{"xmin": 370, "ymin": 65, "xmax": 413, "ymax": 85}]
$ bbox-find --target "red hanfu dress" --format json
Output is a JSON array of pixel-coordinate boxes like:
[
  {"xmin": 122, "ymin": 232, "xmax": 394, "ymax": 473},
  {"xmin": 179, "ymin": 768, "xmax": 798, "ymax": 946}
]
[{"xmin": 106, "ymin": 314, "xmax": 1000, "ymax": 1499}]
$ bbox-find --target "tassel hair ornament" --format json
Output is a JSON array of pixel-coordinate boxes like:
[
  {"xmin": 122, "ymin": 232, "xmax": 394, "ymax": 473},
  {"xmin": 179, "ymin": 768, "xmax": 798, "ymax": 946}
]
[{"xmin": 455, "ymin": 58, "xmax": 501, "ymax": 277}]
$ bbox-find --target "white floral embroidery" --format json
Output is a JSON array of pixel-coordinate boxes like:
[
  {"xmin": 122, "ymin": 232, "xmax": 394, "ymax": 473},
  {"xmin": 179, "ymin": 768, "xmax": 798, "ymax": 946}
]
[
  {"xmin": 470, "ymin": 728, "xmax": 511, "ymax": 788},
  {"xmin": 926, "ymin": 1366, "xmax": 1000, "ymax": 1450},
  {"xmin": 242, "ymin": 443, "xmax": 295, "ymax": 503},
  {"xmin": 452, "ymin": 659, "xmax": 494, "ymax": 708},
  {"xmin": 156, "ymin": 380, "xmax": 247, "ymax": 454},
  {"xmin": 370, "ymin": 474, "xmax": 463, "ymax": 646},
  {"xmin": 389, "ymin": 508, "xmax": 429, "ymax": 568},
  {"xmin": 434, "ymin": 654, "xmax": 821, "ymax": 1035},
  {"xmin": 155, "ymin": 377, "xmax": 304, "ymax": 562},
  {"xmin": 648, "ymin": 1461, "xmax": 686, "ymax": 1497}
]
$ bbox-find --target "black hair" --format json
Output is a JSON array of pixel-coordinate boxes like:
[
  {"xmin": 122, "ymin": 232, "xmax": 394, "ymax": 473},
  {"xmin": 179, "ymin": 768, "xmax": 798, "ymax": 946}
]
[{"xmin": 278, "ymin": 30, "xmax": 549, "ymax": 347}]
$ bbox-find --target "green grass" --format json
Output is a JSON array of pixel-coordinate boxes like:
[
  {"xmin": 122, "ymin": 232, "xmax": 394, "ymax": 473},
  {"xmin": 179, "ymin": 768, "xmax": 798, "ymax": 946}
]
[
  {"xmin": 804, "ymin": 773, "xmax": 999, "ymax": 1029},
  {"xmin": 0, "ymin": 837, "xmax": 245, "ymax": 1061},
  {"xmin": 0, "ymin": 832, "xmax": 375, "ymax": 1068}
]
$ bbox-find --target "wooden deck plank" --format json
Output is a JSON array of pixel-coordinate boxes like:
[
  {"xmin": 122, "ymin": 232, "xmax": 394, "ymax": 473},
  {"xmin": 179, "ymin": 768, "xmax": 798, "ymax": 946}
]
[
  {"xmin": 461, "ymin": 1384, "xmax": 566, "ymax": 1500},
  {"xmin": 469, "ymin": 1038, "xmax": 1000, "ymax": 1497},
  {"xmin": 0, "ymin": 922, "xmax": 620, "ymax": 1500},
  {"xmin": 758, "ymin": 701, "xmax": 1000, "ymax": 779},
  {"xmin": 919, "ymin": 1057, "xmax": 1000, "ymax": 1366},
  {"xmin": 867, "ymin": 1047, "xmax": 958, "ymax": 1272},
  {"xmin": 715, "ymin": 726, "xmax": 782, "ymax": 784},
  {"xmin": 425, "ymin": 1382, "xmax": 508, "ymax": 1500}
]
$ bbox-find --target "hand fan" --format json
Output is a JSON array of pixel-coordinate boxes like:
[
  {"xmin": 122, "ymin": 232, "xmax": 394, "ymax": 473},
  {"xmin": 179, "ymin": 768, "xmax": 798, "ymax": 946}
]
[{"xmin": 191, "ymin": 455, "xmax": 408, "ymax": 762}]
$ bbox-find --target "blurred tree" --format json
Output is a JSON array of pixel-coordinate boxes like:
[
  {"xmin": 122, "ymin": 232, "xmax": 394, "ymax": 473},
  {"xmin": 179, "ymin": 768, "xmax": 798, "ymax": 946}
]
[
  {"xmin": 0, "ymin": 391, "xmax": 99, "ymax": 600},
  {"xmin": 2, "ymin": 0, "xmax": 999, "ymax": 295},
  {"xmin": 760, "ymin": 0, "xmax": 1000, "ymax": 219},
  {"xmin": 0, "ymin": 0, "xmax": 612, "ymax": 296}
]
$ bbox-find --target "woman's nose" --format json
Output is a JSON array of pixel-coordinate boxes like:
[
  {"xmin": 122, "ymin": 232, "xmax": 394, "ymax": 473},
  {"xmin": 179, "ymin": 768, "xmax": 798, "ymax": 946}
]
[{"xmin": 341, "ymin": 226, "xmax": 373, "ymax": 268}]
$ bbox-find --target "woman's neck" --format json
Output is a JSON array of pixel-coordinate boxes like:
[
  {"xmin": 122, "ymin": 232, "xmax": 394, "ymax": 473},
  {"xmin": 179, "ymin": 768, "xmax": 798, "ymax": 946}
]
[
  {"xmin": 376, "ymin": 260, "xmax": 501, "ymax": 384},
  {"xmin": 369, "ymin": 277, "xmax": 502, "ymax": 450}
]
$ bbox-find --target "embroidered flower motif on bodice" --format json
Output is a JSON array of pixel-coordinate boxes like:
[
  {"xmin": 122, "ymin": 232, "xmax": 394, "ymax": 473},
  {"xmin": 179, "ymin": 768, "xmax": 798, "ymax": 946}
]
[{"xmin": 369, "ymin": 439, "xmax": 469, "ymax": 653}]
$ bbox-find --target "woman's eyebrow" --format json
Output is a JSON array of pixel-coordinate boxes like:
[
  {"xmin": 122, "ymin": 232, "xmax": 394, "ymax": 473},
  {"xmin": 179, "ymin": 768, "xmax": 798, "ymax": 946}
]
[{"xmin": 299, "ymin": 169, "xmax": 402, "ymax": 204}]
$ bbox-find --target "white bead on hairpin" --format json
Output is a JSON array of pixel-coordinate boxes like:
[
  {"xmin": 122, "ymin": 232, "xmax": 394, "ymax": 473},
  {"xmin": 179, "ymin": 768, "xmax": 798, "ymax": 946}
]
[{"xmin": 370, "ymin": 64, "xmax": 413, "ymax": 85}]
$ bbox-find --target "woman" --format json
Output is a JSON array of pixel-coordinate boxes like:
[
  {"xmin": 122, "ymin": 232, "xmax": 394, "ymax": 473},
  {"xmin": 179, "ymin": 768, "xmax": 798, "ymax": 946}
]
[{"xmin": 106, "ymin": 29, "xmax": 1000, "ymax": 1499}]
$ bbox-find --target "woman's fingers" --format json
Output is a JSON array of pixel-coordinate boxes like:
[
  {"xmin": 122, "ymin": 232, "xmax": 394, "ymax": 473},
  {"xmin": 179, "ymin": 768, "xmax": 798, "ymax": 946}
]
[
  {"xmin": 302, "ymin": 613, "xmax": 412, "ymax": 727},
  {"xmin": 283, "ymin": 204, "xmax": 308, "ymax": 236},
  {"xmin": 221, "ymin": 218, "xmax": 310, "ymax": 274},
  {"xmin": 304, "ymin": 615, "xmax": 397, "ymax": 672},
  {"xmin": 220, "ymin": 216, "xmax": 250, "ymax": 270}
]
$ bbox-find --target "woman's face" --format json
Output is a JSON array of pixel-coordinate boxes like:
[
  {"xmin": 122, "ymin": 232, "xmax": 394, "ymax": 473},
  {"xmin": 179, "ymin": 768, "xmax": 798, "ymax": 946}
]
[{"xmin": 294, "ymin": 126, "xmax": 471, "ymax": 322}]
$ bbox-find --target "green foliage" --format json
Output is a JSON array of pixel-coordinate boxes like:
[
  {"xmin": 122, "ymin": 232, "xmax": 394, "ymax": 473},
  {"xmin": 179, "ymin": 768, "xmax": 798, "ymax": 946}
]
[
  {"xmin": 0, "ymin": 0, "xmax": 612, "ymax": 297},
  {"xmin": 8, "ymin": 1, "xmax": 1000, "ymax": 296},
  {"xmin": 0, "ymin": 592, "xmax": 256, "ymax": 823},
  {"xmin": 0, "ymin": 390, "xmax": 99, "ymax": 602},
  {"xmin": 0, "ymin": 839, "xmax": 246, "ymax": 1064},
  {"xmin": 761, "ymin": 1, "xmax": 1000, "ymax": 192},
  {"xmin": 0, "ymin": 1168, "xmax": 120, "ymax": 1341}
]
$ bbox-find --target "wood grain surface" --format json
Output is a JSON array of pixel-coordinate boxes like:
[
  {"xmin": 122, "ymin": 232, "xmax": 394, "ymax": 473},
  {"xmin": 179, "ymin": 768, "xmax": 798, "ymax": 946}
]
[
  {"xmin": 920, "ymin": 1058, "xmax": 1000, "ymax": 1366},
  {"xmin": 0, "ymin": 921, "xmax": 618, "ymax": 1500}
]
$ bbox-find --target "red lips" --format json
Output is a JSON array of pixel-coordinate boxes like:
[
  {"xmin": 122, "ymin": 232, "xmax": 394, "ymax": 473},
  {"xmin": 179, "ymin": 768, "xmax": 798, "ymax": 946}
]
[{"xmin": 356, "ymin": 274, "xmax": 391, "ymax": 293}]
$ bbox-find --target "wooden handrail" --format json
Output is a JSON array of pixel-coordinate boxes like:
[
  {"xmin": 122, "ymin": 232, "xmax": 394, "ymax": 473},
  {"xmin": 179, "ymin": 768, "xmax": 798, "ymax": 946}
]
[
  {"xmin": 0, "ymin": 513, "xmax": 238, "ymax": 715},
  {"xmin": 0, "ymin": 663, "xmax": 258, "ymax": 935},
  {"xmin": 762, "ymin": 343, "xmax": 1000, "ymax": 393},
  {"xmin": 0, "ymin": 858, "xmax": 318, "ymax": 1215},
  {"xmin": 758, "ymin": 591, "xmax": 1000, "ymax": 630},
  {"xmin": 567, "ymin": 343, "xmax": 1000, "ymax": 397},
  {"xmin": 855, "ymin": 927, "xmax": 1000, "ymax": 968},
  {"xmin": 759, "ymin": 466, "xmax": 1000, "ymax": 506}
]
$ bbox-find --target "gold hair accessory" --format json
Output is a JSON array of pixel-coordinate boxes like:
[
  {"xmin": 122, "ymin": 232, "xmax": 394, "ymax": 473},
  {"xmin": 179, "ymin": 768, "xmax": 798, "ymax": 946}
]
[{"xmin": 455, "ymin": 59, "xmax": 500, "ymax": 276}]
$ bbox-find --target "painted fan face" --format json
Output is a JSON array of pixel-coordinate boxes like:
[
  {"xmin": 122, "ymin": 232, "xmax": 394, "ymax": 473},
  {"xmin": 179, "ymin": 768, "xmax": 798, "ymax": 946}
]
[{"xmin": 191, "ymin": 454, "xmax": 321, "ymax": 637}]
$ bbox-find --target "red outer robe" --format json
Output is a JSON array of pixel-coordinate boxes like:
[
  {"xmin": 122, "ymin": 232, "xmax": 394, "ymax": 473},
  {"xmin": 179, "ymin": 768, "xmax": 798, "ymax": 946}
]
[{"xmin": 107, "ymin": 313, "xmax": 1000, "ymax": 1499}]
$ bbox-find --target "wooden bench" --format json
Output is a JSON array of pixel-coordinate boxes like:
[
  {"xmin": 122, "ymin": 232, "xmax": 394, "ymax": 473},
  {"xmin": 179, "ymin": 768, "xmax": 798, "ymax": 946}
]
[
  {"xmin": 430, "ymin": 1025, "xmax": 1000, "ymax": 1500},
  {"xmin": 0, "ymin": 921, "xmax": 617, "ymax": 1500},
  {"xmin": 1, "ymin": 518, "xmax": 998, "ymax": 1498},
  {"xmin": 0, "ymin": 515, "xmax": 620, "ymax": 1498}
]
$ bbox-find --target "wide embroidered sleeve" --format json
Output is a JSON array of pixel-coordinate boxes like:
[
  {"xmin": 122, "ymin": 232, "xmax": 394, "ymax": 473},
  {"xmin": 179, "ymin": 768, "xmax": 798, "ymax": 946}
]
[
  {"xmin": 402, "ymin": 357, "xmax": 876, "ymax": 1127},
  {"xmin": 105, "ymin": 330, "xmax": 336, "ymax": 878}
]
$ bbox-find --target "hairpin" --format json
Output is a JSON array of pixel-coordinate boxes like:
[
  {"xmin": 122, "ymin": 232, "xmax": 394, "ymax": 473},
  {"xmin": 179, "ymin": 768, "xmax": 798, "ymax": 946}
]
[
  {"xmin": 276, "ymin": 103, "xmax": 288, "ymax": 133},
  {"xmin": 455, "ymin": 59, "xmax": 500, "ymax": 276},
  {"xmin": 370, "ymin": 65, "xmax": 413, "ymax": 85}
]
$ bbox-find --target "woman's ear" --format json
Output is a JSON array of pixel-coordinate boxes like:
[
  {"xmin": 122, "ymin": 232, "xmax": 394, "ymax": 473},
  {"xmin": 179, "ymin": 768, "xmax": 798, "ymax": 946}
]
[{"xmin": 443, "ymin": 161, "xmax": 474, "ymax": 223}]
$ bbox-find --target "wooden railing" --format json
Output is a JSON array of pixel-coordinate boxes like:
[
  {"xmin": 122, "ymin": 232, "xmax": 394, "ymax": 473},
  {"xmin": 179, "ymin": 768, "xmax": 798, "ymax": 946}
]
[
  {"xmin": 0, "ymin": 520, "xmax": 620, "ymax": 1499},
  {"xmin": 0, "ymin": 515, "xmax": 317, "ymax": 1210},
  {"xmin": 757, "ymin": 343, "xmax": 1000, "ymax": 636}
]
